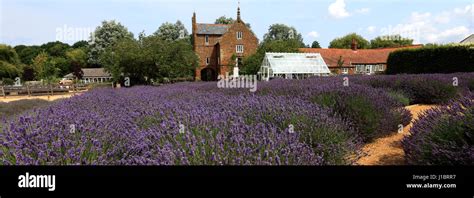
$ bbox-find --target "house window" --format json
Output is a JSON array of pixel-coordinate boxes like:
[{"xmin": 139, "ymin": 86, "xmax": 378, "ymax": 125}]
[
  {"xmin": 206, "ymin": 57, "xmax": 210, "ymax": 65},
  {"xmin": 205, "ymin": 35, "xmax": 209, "ymax": 45},
  {"xmin": 377, "ymin": 65, "xmax": 384, "ymax": 71},
  {"xmin": 237, "ymin": 32, "xmax": 243, "ymax": 40},
  {"xmin": 366, "ymin": 65, "xmax": 372, "ymax": 73},
  {"xmin": 236, "ymin": 45, "xmax": 244, "ymax": 53},
  {"xmin": 342, "ymin": 68, "xmax": 349, "ymax": 74}
]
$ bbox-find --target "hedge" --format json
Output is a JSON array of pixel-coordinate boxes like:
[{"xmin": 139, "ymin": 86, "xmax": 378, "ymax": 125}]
[{"xmin": 386, "ymin": 45, "xmax": 474, "ymax": 74}]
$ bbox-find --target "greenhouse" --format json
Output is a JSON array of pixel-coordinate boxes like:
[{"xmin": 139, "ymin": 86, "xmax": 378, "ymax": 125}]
[{"xmin": 258, "ymin": 53, "xmax": 331, "ymax": 81}]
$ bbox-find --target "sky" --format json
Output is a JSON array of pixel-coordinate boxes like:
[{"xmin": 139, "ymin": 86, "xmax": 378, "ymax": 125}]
[{"xmin": 0, "ymin": 0, "xmax": 472, "ymax": 48}]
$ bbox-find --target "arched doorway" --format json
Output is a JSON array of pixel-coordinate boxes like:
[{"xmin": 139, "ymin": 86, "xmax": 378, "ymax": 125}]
[{"xmin": 200, "ymin": 68, "xmax": 217, "ymax": 81}]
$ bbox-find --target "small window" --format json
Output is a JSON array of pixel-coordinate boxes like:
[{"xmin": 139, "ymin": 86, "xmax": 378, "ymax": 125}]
[
  {"xmin": 205, "ymin": 35, "xmax": 209, "ymax": 45},
  {"xmin": 206, "ymin": 57, "xmax": 210, "ymax": 65},
  {"xmin": 236, "ymin": 45, "xmax": 244, "ymax": 53},
  {"xmin": 237, "ymin": 32, "xmax": 243, "ymax": 40},
  {"xmin": 342, "ymin": 68, "xmax": 349, "ymax": 74}
]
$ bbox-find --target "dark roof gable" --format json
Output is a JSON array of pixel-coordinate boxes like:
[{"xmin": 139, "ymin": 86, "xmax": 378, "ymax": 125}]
[{"xmin": 196, "ymin": 24, "xmax": 230, "ymax": 35}]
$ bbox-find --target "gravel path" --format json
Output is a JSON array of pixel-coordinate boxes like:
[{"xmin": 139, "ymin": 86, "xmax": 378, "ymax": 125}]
[{"xmin": 356, "ymin": 105, "xmax": 436, "ymax": 166}]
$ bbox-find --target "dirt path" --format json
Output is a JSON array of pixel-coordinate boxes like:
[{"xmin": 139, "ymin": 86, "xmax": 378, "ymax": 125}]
[
  {"xmin": 356, "ymin": 105, "xmax": 436, "ymax": 166},
  {"xmin": 0, "ymin": 94, "xmax": 77, "ymax": 103}
]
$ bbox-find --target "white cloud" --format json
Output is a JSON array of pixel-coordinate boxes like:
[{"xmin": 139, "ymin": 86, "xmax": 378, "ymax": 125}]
[
  {"xmin": 328, "ymin": 0, "xmax": 350, "ymax": 19},
  {"xmin": 381, "ymin": 5, "xmax": 473, "ymax": 44},
  {"xmin": 434, "ymin": 11, "xmax": 451, "ymax": 24},
  {"xmin": 307, "ymin": 31, "xmax": 320, "ymax": 38},
  {"xmin": 356, "ymin": 8, "xmax": 370, "ymax": 14},
  {"xmin": 367, "ymin": 26, "xmax": 376, "ymax": 34},
  {"xmin": 425, "ymin": 26, "xmax": 470, "ymax": 43},
  {"xmin": 454, "ymin": 4, "xmax": 472, "ymax": 16},
  {"xmin": 433, "ymin": 5, "xmax": 473, "ymax": 24}
]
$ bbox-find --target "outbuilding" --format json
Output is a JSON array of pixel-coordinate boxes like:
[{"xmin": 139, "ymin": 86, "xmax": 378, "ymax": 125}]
[{"xmin": 258, "ymin": 53, "xmax": 331, "ymax": 81}]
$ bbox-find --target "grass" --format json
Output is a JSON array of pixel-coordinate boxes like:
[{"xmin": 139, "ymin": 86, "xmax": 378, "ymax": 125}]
[{"xmin": 0, "ymin": 99, "xmax": 53, "ymax": 119}]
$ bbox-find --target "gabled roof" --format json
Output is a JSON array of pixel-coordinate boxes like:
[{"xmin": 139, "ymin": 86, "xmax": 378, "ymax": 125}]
[
  {"xmin": 196, "ymin": 24, "xmax": 231, "ymax": 35},
  {"xmin": 82, "ymin": 68, "xmax": 111, "ymax": 77},
  {"xmin": 261, "ymin": 53, "xmax": 330, "ymax": 74},
  {"xmin": 460, "ymin": 34, "xmax": 474, "ymax": 44},
  {"xmin": 299, "ymin": 45, "xmax": 422, "ymax": 67},
  {"xmin": 65, "ymin": 68, "xmax": 111, "ymax": 78}
]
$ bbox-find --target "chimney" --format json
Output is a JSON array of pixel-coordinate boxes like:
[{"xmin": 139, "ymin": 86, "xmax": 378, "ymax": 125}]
[
  {"xmin": 192, "ymin": 12, "xmax": 196, "ymax": 32},
  {"xmin": 192, "ymin": 12, "xmax": 197, "ymax": 50},
  {"xmin": 351, "ymin": 37, "xmax": 358, "ymax": 51}
]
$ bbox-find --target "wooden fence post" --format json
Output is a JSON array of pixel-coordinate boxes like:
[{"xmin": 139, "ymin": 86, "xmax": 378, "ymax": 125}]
[
  {"xmin": 1, "ymin": 86, "xmax": 5, "ymax": 99},
  {"xmin": 27, "ymin": 84, "xmax": 31, "ymax": 97}
]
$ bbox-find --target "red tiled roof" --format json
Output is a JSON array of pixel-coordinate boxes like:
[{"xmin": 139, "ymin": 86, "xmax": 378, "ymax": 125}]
[{"xmin": 299, "ymin": 45, "xmax": 422, "ymax": 67}]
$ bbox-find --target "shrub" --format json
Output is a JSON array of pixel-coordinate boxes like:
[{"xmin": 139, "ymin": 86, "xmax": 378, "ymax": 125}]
[
  {"xmin": 353, "ymin": 74, "xmax": 462, "ymax": 104},
  {"xmin": 1, "ymin": 78, "xmax": 14, "ymax": 85},
  {"xmin": 308, "ymin": 84, "xmax": 412, "ymax": 142},
  {"xmin": 0, "ymin": 85, "xmax": 360, "ymax": 165},
  {"xmin": 386, "ymin": 45, "xmax": 474, "ymax": 74},
  {"xmin": 468, "ymin": 79, "xmax": 474, "ymax": 92},
  {"xmin": 387, "ymin": 90, "xmax": 410, "ymax": 106},
  {"xmin": 402, "ymin": 95, "xmax": 474, "ymax": 165},
  {"xmin": 397, "ymin": 79, "xmax": 458, "ymax": 104}
]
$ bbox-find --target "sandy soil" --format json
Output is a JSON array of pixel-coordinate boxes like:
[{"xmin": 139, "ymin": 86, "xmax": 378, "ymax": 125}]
[
  {"xmin": 356, "ymin": 105, "xmax": 437, "ymax": 166},
  {"xmin": 0, "ymin": 93, "xmax": 78, "ymax": 103}
]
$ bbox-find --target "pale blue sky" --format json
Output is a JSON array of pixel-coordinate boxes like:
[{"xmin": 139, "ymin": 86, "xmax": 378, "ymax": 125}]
[{"xmin": 0, "ymin": 0, "xmax": 472, "ymax": 47}]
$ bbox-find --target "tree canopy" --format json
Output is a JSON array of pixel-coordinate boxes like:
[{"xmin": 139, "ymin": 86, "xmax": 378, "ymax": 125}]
[
  {"xmin": 0, "ymin": 44, "xmax": 23, "ymax": 80},
  {"xmin": 88, "ymin": 20, "xmax": 134, "ymax": 66},
  {"xmin": 311, "ymin": 41, "xmax": 321, "ymax": 48},
  {"xmin": 370, "ymin": 35, "xmax": 414, "ymax": 49},
  {"xmin": 215, "ymin": 16, "xmax": 235, "ymax": 25},
  {"xmin": 329, "ymin": 33, "xmax": 370, "ymax": 49},
  {"xmin": 263, "ymin": 24, "xmax": 305, "ymax": 47},
  {"xmin": 100, "ymin": 35, "xmax": 198, "ymax": 85},
  {"xmin": 154, "ymin": 20, "xmax": 189, "ymax": 41}
]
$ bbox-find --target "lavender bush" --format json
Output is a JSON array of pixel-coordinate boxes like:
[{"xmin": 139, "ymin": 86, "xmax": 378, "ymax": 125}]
[
  {"xmin": 0, "ymin": 84, "xmax": 360, "ymax": 165},
  {"xmin": 402, "ymin": 94, "xmax": 474, "ymax": 165},
  {"xmin": 352, "ymin": 73, "xmax": 474, "ymax": 104},
  {"xmin": 256, "ymin": 78, "xmax": 412, "ymax": 142},
  {"xmin": 2, "ymin": 73, "xmax": 468, "ymax": 165}
]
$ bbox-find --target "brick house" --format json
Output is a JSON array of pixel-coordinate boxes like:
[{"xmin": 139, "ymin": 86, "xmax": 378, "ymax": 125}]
[
  {"xmin": 300, "ymin": 41, "xmax": 422, "ymax": 75},
  {"xmin": 192, "ymin": 7, "xmax": 258, "ymax": 81}
]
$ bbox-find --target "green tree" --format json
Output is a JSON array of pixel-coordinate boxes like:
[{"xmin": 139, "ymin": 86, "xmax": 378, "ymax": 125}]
[
  {"xmin": 370, "ymin": 35, "xmax": 414, "ymax": 49},
  {"xmin": 311, "ymin": 41, "xmax": 321, "ymax": 48},
  {"xmin": 154, "ymin": 20, "xmax": 189, "ymax": 41},
  {"xmin": 329, "ymin": 33, "xmax": 370, "ymax": 49},
  {"xmin": 263, "ymin": 24, "xmax": 305, "ymax": 47},
  {"xmin": 214, "ymin": 16, "xmax": 252, "ymax": 29},
  {"xmin": 66, "ymin": 48, "xmax": 87, "ymax": 66},
  {"xmin": 40, "ymin": 41, "xmax": 70, "ymax": 57},
  {"xmin": 72, "ymin": 40, "xmax": 89, "ymax": 49},
  {"xmin": 215, "ymin": 16, "xmax": 235, "ymax": 24},
  {"xmin": 100, "ymin": 35, "xmax": 198, "ymax": 84},
  {"xmin": 14, "ymin": 45, "xmax": 41, "ymax": 65},
  {"xmin": 88, "ymin": 20, "xmax": 134, "ymax": 66},
  {"xmin": 32, "ymin": 52, "xmax": 59, "ymax": 83},
  {"xmin": 0, "ymin": 44, "xmax": 22, "ymax": 80}
]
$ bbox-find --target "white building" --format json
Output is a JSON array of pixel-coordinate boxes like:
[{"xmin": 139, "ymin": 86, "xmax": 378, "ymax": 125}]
[
  {"xmin": 258, "ymin": 53, "xmax": 330, "ymax": 81},
  {"xmin": 64, "ymin": 68, "xmax": 112, "ymax": 84}
]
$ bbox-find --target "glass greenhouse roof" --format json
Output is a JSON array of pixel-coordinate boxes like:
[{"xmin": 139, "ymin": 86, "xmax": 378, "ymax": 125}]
[{"xmin": 261, "ymin": 53, "xmax": 330, "ymax": 74}]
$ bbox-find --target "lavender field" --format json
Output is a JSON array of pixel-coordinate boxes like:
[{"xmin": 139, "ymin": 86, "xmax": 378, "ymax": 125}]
[{"xmin": 1, "ymin": 73, "xmax": 473, "ymax": 165}]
